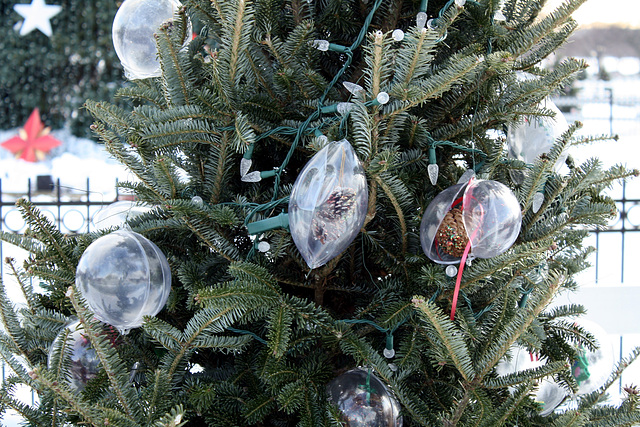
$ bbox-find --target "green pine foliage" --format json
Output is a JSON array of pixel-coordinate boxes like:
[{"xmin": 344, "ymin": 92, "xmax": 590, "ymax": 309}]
[
  {"xmin": 0, "ymin": 0, "xmax": 122, "ymax": 136},
  {"xmin": 1, "ymin": 0, "xmax": 640, "ymax": 425}
]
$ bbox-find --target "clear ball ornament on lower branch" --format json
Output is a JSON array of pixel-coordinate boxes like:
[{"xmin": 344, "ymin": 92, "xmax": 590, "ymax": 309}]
[
  {"xmin": 48, "ymin": 320, "xmax": 101, "ymax": 393},
  {"xmin": 75, "ymin": 229, "xmax": 172, "ymax": 335},
  {"xmin": 327, "ymin": 367, "xmax": 402, "ymax": 426}
]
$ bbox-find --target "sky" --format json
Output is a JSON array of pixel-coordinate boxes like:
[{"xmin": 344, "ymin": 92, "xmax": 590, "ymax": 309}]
[{"xmin": 545, "ymin": 0, "xmax": 640, "ymax": 27}]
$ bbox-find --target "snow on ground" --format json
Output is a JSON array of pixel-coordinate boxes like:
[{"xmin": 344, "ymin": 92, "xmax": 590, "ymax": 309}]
[{"xmin": 0, "ymin": 127, "xmax": 131, "ymax": 200}]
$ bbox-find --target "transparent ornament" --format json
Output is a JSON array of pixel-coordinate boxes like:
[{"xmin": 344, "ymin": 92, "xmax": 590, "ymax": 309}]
[
  {"xmin": 289, "ymin": 139, "xmax": 368, "ymax": 269},
  {"xmin": 571, "ymin": 319, "xmax": 615, "ymax": 396},
  {"xmin": 93, "ymin": 201, "xmax": 150, "ymax": 230},
  {"xmin": 48, "ymin": 320, "xmax": 101, "ymax": 393},
  {"xmin": 420, "ymin": 179, "xmax": 522, "ymax": 264},
  {"xmin": 457, "ymin": 169, "xmax": 475, "ymax": 184},
  {"xmin": 496, "ymin": 346, "xmax": 566, "ymax": 416},
  {"xmin": 327, "ymin": 367, "xmax": 402, "ymax": 426},
  {"xmin": 112, "ymin": 0, "xmax": 190, "ymax": 80},
  {"xmin": 191, "ymin": 196, "xmax": 204, "ymax": 205},
  {"xmin": 391, "ymin": 29, "xmax": 404, "ymax": 41},
  {"xmin": 76, "ymin": 229, "xmax": 172, "ymax": 335},
  {"xmin": 507, "ymin": 99, "xmax": 569, "ymax": 183}
]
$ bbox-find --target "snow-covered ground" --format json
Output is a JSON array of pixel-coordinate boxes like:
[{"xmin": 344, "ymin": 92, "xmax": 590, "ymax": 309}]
[{"xmin": 1, "ymin": 73, "xmax": 640, "ymax": 423}]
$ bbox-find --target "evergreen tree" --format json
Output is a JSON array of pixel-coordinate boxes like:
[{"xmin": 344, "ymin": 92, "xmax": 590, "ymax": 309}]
[
  {"xmin": 0, "ymin": 0, "xmax": 122, "ymax": 136},
  {"xmin": 1, "ymin": 0, "xmax": 640, "ymax": 425}
]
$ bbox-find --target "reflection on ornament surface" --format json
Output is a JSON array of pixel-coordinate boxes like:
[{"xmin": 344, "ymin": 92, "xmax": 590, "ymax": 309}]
[
  {"xmin": 420, "ymin": 179, "xmax": 521, "ymax": 264},
  {"xmin": 496, "ymin": 346, "xmax": 566, "ymax": 416},
  {"xmin": 92, "ymin": 201, "xmax": 151, "ymax": 230},
  {"xmin": 506, "ymin": 99, "xmax": 569, "ymax": 182},
  {"xmin": 571, "ymin": 319, "xmax": 614, "ymax": 396},
  {"xmin": 48, "ymin": 320, "xmax": 101, "ymax": 392},
  {"xmin": 76, "ymin": 229, "xmax": 171, "ymax": 334},
  {"xmin": 327, "ymin": 367, "xmax": 402, "ymax": 426},
  {"xmin": 112, "ymin": 0, "xmax": 189, "ymax": 79},
  {"xmin": 289, "ymin": 139, "xmax": 368, "ymax": 269}
]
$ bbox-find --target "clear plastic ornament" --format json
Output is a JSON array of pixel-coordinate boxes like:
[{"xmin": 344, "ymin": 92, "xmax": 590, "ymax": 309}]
[
  {"xmin": 327, "ymin": 367, "xmax": 402, "ymax": 426},
  {"xmin": 112, "ymin": 0, "xmax": 190, "ymax": 80},
  {"xmin": 289, "ymin": 139, "xmax": 368, "ymax": 269},
  {"xmin": 48, "ymin": 320, "xmax": 101, "ymax": 393},
  {"xmin": 496, "ymin": 346, "xmax": 566, "ymax": 416},
  {"xmin": 420, "ymin": 179, "xmax": 522, "ymax": 264},
  {"xmin": 76, "ymin": 229, "xmax": 172, "ymax": 335},
  {"xmin": 93, "ymin": 201, "xmax": 150, "ymax": 230},
  {"xmin": 571, "ymin": 319, "xmax": 614, "ymax": 395},
  {"xmin": 506, "ymin": 99, "xmax": 568, "ymax": 183}
]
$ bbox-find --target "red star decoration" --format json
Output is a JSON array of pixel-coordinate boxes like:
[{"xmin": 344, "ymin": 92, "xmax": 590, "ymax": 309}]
[{"xmin": 1, "ymin": 108, "xmax": 62, "ymax": 162}]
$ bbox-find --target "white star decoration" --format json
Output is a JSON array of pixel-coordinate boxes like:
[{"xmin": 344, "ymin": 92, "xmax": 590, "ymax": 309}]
[{"xmin": 13, "ymin": 0, "xmax": 62, "ymax": 37}]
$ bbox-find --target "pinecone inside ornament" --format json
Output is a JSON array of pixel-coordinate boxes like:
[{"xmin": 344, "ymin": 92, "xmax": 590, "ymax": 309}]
[
  {"xmin": 435, "ymin": 206, "xmax": 469, "ymax": 258},
  {"xmin": 420, "ymin": 179, "xmax": 522, "ymax": 264}
]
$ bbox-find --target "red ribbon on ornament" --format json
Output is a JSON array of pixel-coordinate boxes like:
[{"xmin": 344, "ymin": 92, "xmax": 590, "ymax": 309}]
[{"xmin": 449, "ymin": 178, "xmax": 483, "ymax": 321}]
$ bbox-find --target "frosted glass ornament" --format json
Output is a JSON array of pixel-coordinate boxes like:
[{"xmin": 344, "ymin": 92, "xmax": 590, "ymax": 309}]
[
  {"xmin": 496, "ymin": 347, "xmax": 566, "ymax": 416},
  {"xmin": 112, "ymin": 0, "xmax": 189, "ymax": 80},
  {"xmin": 327, "ymin": 367, "xmax": 402, "ymax": 426},
  {"xmin": 289, "ymin": 139, "xmax": 368, "ymax": 269},
  {"xmin": 507, "ymin": 100, "xmax": 568, "ymax": 183},
  {"xmin": 93, "ymin": 201, "xmax": 150, "ymax": 230},
  {"xmin": 420, "ymin": 179, "xmax": 521, "ymax": 264},
  {"xmin": 571, "ymin": 319, "xmax": 614, "ymax": 395},
  {"xmin": 76, "ymin": 229, "xmax": 172, "ymax": 335},
  {"xmin": 48, "ymin": 320, "xmax": 100, "ymax": 393}
]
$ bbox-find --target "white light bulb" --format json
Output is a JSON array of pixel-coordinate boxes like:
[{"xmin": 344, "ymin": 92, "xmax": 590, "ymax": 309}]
[
  {"xmin": 392, "ymin": 29, "xmax": 405, "ymax": 41},
  {"xmin": 494, "ymin": 10, "xmax": 507, "ymax": 21},
  {"xmin": 258, "ymin": 241, "xmax": 271, "ymax": 252},
  {"xmin": 416, "ymin": 12, "xmax": 428, "ymax": 30},
  {"xmin": 455, "ymin": 0, "xmax": 466, "ymax": 6},
  {"xmin": 446, "ymin": 265, "xmax": 458, "ymax": 277},
  {"xmin": 427, "ymin": 18, "xmax": 438, "ymax": 30},
  {"xmin": 532, "ymin": 192, "xmax": 544, "ymax": 213},
  {"xmin": 240, "ymin": 158, "xmax": 252, "ymax": 176},
  {"xmin": 336, "ymin": 102, "xmax": 354, "ymax": 115},
  {"xmin": 191, "ymin": 196, "xmax": 203, "ymax": 205},
  {"xmin": 311, "ymin": 39, "xmax": 330, "ymax": 51},
  {"xmin": 315, "ymin": 134, "xmax": 329, "ymax": 147},
  {"xmin": 241, "ymin": 171, "xmax": 262, "ymax": 182},
  {"xmin": 376, "ymin": 92, "xmax": 390, "ymax": 105},
  {"xmin": 343, "ymin": 81, "xmax": 365, "ymax": 96},
  {"xmin": 383, "ymin": 348, "xmax": 395, "ymax": 359},
  {"xmin": 427, "ymin": 163, "xmax": 439, "ymax": 185}
]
